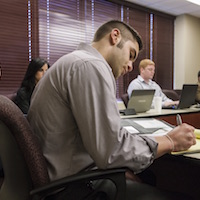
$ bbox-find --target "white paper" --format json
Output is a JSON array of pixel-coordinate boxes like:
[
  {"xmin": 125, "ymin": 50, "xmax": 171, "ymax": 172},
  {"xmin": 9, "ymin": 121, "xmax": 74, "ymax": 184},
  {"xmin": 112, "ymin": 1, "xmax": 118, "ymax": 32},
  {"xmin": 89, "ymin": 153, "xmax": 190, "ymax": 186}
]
[
  {"xmin": 146, "ymin": 126, "xmax": 173, "ymax": 136},
  {"xmin": 123, "ymin": 126, "xmax": 139, "ymax": 134},
  {"xmin": 134, "ymin": 119, "xmax": 170, "ymax": 129}
]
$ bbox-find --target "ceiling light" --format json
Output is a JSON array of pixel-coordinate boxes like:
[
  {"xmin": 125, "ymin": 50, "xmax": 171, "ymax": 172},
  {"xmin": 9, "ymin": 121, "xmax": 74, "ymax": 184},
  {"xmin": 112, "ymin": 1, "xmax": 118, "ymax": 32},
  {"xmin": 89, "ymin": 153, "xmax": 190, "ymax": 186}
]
[{"xmin": 186, "ymin": 0, "xmax": 200, "ymax": 6}]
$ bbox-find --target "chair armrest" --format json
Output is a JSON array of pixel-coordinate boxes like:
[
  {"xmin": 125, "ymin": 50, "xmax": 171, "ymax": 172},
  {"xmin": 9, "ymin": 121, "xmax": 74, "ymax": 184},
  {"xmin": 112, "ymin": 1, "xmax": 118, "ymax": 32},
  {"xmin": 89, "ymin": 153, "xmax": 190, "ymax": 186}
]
[{"xmin": 30, "ymin": 168, "xmax": 126, "ymax": 200}]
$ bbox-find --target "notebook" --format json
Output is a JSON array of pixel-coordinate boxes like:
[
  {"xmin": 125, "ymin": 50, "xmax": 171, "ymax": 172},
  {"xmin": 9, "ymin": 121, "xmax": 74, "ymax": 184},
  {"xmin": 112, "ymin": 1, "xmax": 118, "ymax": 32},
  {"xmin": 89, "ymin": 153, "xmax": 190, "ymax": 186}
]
[
  {"xmin": 163, "ymin": 84, "xmax": 198, "ymax": 109},
  {"xmin": 127, "ymin": 89, "xmax": 155, "ymax": 113}
]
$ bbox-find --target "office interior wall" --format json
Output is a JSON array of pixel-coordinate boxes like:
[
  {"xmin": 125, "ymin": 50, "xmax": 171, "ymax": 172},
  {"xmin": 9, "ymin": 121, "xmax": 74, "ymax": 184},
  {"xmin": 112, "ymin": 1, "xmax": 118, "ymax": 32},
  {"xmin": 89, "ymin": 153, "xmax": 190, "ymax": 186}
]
[{"xmin": 174, "ymin": 14, "xmax": 200, "ymax": 89}]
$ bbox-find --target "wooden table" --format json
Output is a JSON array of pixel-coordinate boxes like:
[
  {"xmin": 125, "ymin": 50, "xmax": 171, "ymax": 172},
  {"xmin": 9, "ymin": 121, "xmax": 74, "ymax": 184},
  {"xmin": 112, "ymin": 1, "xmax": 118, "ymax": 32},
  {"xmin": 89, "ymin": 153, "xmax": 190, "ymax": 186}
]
[
  {"xmin": 121, "ymin": 106, "xmax": 200, "ymax": 199},
  {"xmin": 121, "ymin": 106, "xmax": 200, "ymax": 128}
]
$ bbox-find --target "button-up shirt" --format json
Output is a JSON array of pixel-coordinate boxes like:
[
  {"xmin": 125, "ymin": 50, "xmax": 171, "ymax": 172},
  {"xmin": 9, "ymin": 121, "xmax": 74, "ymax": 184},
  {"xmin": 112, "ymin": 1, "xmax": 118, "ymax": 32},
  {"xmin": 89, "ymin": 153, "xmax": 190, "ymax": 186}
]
[
  {"xmin": 127, "ymin": 75, "xmax": 172, "ymax": 107},
  {"xmin": 28, "ymin": 43, "xmax": 158, "ymax": 181}
]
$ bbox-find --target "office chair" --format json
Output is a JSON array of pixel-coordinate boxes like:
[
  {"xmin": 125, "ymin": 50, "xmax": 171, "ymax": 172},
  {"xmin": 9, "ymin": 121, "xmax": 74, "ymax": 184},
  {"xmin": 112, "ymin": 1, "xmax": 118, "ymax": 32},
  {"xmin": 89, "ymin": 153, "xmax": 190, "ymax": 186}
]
[
  {"xmin": 0, "ymin": 95, "xmax": 126, "ymax": 200},
  {"xmin": 162, "ymin": 89, "xmax": 180, "ymax": 101},
  {"xmin": 121, "ymin": 93, "xmax": 129, "ymax": 108}
]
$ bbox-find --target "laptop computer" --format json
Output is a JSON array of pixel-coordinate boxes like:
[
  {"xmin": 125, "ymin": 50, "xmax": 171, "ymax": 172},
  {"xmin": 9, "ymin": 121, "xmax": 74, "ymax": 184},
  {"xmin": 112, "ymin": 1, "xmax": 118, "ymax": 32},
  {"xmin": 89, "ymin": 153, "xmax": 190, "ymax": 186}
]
[
  {"xmin": 163, "ymin": 84, "xmax": 198, "ymax": 109},
  {"xmin": 127, "ymin": 89, "xmax": 155, "ymax": 113}
]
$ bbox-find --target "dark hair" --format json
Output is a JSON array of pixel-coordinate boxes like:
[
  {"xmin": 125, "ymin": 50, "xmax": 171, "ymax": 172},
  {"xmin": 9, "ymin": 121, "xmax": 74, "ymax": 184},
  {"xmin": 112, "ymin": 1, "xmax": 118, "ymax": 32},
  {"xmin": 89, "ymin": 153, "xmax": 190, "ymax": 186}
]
[
  {"xmin": 21, "ymin": 58, "xmax": 50, "ymax": 92},
  {"xmin": 198, "ymin": 71, "xmax": 200, "ymax": 77},
  {"xmin": 93, "ymin": 20, "xmax": 143, "ymax": 51}
]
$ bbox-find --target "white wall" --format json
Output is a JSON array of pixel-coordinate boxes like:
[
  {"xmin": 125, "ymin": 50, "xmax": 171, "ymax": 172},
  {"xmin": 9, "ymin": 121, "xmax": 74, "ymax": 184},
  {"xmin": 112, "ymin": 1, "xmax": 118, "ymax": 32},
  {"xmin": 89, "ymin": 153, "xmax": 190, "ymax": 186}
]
[{"xmin": 174, "ymin": 14, "xmax": 200, "ymax": 89}]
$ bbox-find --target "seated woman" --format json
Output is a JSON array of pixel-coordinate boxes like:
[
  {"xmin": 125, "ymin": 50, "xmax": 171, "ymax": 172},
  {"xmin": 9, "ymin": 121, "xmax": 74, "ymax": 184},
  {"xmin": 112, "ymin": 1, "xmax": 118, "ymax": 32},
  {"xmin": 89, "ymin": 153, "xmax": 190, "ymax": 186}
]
[{"xmin": 14, "ymin": 58, "xmax": 50, "ymax": 114}]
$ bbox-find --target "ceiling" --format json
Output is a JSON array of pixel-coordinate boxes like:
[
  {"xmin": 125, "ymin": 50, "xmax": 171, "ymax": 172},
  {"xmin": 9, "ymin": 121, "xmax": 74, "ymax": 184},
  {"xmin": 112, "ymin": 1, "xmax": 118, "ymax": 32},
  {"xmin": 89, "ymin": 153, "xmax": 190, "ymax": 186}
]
[{"xmin": 125, "ymin": 0, "xmax": 200, "ymax": 18}]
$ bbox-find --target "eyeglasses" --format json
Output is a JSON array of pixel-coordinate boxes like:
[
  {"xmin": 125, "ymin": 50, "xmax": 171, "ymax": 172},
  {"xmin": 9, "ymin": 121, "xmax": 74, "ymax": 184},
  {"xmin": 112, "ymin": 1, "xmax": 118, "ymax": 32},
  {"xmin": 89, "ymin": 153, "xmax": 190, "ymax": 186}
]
[{"xmin": 146, "ymin": 68, "xmax": 155, "ymax": 72}]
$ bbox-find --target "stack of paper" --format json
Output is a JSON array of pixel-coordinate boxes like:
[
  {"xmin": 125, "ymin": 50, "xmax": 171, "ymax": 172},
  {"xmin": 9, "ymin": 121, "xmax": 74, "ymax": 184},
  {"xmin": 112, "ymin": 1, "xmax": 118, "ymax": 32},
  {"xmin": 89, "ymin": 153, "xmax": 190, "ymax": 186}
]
[{"xmin": 122, "ymin": 118, "xmax": 200, "ymax": 155}]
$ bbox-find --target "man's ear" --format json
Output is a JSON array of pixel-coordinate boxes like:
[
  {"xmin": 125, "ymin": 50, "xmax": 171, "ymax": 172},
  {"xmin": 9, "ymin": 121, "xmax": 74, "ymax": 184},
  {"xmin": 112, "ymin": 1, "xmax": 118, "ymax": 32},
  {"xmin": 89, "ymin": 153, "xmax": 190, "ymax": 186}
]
[
  {"xmin": 140, "ymin": 67, "xmax": 144, "ymax": 74},
  {"xmin": 110, "ymin": 28, "xmax": 121, "ymax": 45}
]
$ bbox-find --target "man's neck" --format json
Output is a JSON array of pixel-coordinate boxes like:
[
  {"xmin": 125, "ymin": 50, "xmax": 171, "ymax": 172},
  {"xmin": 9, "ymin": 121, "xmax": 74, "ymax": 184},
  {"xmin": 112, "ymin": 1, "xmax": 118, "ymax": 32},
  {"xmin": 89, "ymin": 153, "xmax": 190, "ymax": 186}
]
[{"xmin": 140, "ymin": 75, "xmax": 150, "ymax": 84}]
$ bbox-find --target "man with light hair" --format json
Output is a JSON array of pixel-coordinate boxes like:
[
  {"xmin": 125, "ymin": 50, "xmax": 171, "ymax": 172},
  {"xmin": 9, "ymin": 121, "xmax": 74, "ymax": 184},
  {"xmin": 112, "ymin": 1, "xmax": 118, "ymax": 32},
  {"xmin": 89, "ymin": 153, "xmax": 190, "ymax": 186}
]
[{"xmin": 127, "ymin": 58, "xmax": 179, "ymax": 108}]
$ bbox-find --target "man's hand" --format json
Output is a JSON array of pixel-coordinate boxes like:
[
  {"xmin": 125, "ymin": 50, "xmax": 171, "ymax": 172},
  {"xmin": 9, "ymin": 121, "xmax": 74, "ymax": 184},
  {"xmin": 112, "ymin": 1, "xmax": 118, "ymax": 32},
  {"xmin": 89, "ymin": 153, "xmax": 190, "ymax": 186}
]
[
  {"xmin": 164, "ymin": 100, "xmax": 179, "ymax": 107},
  {"xmin": 167, "ymin": 123, "xmax": 196, "ymax": 152},
  {"xmin": 154, "ymin": 123, "xmax": 196, "ymax": 157}
]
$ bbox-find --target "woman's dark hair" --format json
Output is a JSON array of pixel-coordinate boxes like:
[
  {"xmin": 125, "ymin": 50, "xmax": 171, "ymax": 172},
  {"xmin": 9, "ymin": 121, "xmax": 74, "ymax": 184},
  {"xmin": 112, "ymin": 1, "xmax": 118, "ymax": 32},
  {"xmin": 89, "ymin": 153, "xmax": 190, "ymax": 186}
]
[{"xmin": 21, "ymin": 58, "xmax": 50, "ymax": 92}]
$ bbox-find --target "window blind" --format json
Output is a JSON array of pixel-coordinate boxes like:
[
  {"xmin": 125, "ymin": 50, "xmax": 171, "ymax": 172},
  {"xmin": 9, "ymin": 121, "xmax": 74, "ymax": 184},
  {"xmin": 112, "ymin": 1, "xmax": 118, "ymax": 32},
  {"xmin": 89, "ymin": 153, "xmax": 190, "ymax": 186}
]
[
  {"xmin": 0, "ymin": 0, "xmax": 29, "ymax": 95},
  {"xmin": 117, "ymin": 6, "xmax": 150, "ymax": 97},
  {"xmin": 37, "ymin": 0, "xmax": 151, "ymax": 98},
  {"xmin": 153, "ymin": 14, "xmax": 174, "ymax": 89},
  {"xmin": 38, "ymin": 0, "xmax": 121, "ymax": 66},
  {"xmin": 0, "ymin": 0, "xmax": 175, "ymax": 99}
]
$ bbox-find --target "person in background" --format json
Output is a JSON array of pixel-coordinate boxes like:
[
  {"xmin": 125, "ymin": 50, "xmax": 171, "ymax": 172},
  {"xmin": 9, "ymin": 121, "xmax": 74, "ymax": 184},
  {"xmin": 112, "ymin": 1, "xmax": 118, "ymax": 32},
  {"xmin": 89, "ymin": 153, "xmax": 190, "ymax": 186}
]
[
  {"xmin": 27, "ymin": 20, "xmax": 195, "ymax": 199},
  {"xmin": 195, "ymin": 70, "xmax": 200, "ymax": 103},
  {"xmin": 14, "ymin": 58, "xmax": 50, "ymax": 114},
  {"xmin": 127, "ymin": 59, "xmax": 179, "ymax": 108},
  {"xmin": 0, "ymin": 63, "xmax": 1, "ymax": 76},
  {"xmin": 0, "ymin": 65, "xmax": 2, "ymax": 177}
]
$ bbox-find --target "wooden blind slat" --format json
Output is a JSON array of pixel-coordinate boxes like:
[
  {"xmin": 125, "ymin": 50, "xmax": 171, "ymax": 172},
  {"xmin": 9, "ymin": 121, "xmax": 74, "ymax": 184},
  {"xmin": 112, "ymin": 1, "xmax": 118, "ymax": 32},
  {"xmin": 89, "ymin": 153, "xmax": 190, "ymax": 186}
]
[
  {"xmin": 153, "ymin": 15, "xmax": 174, "ymax": 89},
  {"xmin": 0, "ymin": 0, "xmax": 174, "ymax": 98},
  {"xmin": 0, "ymin": 0, "xmax": 29, "ymax": 95}
]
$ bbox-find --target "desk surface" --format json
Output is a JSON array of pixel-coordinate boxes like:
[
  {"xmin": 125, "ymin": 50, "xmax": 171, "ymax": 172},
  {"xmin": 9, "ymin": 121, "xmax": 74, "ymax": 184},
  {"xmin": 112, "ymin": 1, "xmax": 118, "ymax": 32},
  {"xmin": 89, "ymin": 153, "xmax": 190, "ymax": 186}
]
[
  {"xmin": 121, "ymin": 106, "xmax": 200, "ymax": 159},
  {"xmin": 121, "ymin": 105, "xmax": 200, "ymax": 119},
  {"xmin": 120, "ymin": 105, "xmax": 200, "ymax": 198}
]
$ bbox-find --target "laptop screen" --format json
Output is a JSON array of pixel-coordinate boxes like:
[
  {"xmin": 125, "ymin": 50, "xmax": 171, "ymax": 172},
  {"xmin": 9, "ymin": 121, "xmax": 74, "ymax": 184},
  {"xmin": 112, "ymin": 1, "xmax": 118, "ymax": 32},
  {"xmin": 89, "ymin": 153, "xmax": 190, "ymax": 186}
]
[
  {"xmin": 127, "ymin": 89, "xmax": 155, "ymax": 113},
  {"xmin": 177, "ymin": 84, "xmax": 198, "ymax": 109}
]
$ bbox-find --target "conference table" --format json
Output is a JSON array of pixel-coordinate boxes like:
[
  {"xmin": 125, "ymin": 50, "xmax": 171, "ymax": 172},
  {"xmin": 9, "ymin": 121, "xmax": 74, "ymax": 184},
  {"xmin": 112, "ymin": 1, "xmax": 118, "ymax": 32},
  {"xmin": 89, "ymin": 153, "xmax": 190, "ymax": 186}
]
[
  {"xmin": 121, "ymin": 105, "xmax": 200, "ymax": 128},
  {"xmin": 120, "ymin": 106, "xmax": 200, "ymax": 199}
]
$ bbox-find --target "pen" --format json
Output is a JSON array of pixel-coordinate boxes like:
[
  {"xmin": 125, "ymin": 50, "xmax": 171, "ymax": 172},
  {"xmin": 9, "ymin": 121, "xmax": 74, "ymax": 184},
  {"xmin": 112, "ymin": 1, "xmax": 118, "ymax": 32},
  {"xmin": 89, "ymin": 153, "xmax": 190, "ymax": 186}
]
[
  {"xmin": 176, "ymin": 114, "xmax": 200, "ymax": 139},
  {"xmin": 176, "ymin": 114, "xmax": 182, "ymax": 125}
]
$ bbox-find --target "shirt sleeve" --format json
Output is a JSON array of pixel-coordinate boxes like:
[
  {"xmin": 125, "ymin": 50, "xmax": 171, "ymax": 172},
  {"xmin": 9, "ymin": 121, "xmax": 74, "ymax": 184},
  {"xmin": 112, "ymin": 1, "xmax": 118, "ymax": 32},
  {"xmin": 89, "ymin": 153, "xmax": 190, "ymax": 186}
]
[
  {"xmin": 68, "ymin": 60, "xmax": 158, "ymax": 173},
  {"xmin": 154, "ymin": 83, "xmax": 172, "ymax": 106}
]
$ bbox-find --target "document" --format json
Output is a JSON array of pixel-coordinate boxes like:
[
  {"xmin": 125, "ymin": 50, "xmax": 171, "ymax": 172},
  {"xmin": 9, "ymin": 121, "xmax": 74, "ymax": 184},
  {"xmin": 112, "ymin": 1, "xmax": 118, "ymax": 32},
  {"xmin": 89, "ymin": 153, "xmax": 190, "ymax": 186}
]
[
  {"xmin": 122, "ymin": 118, "xmax": 173, "ymax": 136},
  {"xmin": 133, "ymin": 118, "xmax": 170, "ymax": 129},
  {"xmin": 122, "ymin": 118, "xmax": 200, "ymax": 155},
  {"xmin": 123, "ymin": 126, "xmax": 139, "ymax": 134}
]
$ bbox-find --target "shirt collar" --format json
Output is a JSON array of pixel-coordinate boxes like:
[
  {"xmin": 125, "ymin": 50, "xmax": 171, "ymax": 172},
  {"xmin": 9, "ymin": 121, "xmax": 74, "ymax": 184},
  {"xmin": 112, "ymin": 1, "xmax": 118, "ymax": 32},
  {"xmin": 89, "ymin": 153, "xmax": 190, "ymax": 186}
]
[
  {"xmin": 138, "ymin": 75, "xmax": 153, "ymax": 85},
  {"xmin": 77, "ymin": 43, "xmax": 112, "ymax": 72}
]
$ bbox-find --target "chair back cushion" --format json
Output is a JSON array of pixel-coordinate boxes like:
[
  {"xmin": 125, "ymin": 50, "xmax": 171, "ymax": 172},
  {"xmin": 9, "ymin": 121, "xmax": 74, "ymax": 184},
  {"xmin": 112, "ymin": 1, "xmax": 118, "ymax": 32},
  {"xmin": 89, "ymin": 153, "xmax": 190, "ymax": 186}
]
[
  {"xmin": 121, "ymin": 93, "xmax": 129, "ymax": 108},
  {"xmin": 0, "ymin": 121, "xmax": 32, "ymax": 200},
  {"xmin": 0, "ymin": 95, "xmax": 49, "ymax": 189},
  {"xmin": 162, "ymin": 89, "xmax": 180, "ymax": 101}
]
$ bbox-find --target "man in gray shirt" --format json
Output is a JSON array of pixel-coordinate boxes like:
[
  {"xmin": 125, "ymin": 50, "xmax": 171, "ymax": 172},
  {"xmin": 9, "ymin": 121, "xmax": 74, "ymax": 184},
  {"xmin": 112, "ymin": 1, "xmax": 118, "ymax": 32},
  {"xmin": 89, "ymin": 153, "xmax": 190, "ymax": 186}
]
[{"xmin": 27, "ymin": 20, "xmax": 195, "ymax": 199}]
